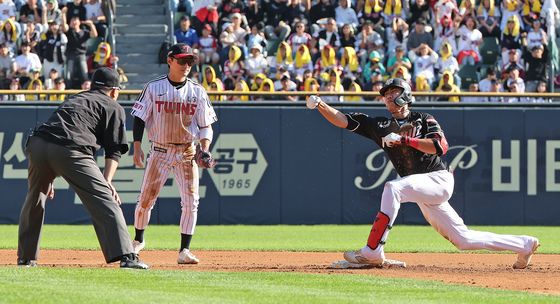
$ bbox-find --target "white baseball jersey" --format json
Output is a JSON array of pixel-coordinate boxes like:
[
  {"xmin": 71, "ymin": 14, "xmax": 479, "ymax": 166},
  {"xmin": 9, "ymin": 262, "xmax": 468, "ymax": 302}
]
[{"xmin": 131, "ymin": 75, "xmax": 217, "ymax": 144}]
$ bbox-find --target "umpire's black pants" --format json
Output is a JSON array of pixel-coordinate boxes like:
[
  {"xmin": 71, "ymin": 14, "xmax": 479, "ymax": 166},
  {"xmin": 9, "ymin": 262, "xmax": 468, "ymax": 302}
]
[{"xmin": 18, "ymin": 136, "xmax": 133, "ymax": 263}]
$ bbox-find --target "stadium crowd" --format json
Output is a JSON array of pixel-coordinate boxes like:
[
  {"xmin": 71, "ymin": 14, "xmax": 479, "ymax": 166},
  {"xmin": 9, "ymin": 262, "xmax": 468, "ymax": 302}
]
[
  {"xmin": 0, "ymin": 0, "xmax": 557, "ymax": 102},
  {"xmin": 176, "ymin": 0, "xmax": 557, "ymax": 102},
  {"xmin": 0, "ymin": 0, "xmax": 121, "ymax": 101}
]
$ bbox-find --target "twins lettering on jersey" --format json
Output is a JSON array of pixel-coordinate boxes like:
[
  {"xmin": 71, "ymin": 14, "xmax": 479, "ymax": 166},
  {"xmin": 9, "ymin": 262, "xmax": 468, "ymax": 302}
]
[{"xmin": 155, "ymin": 100, "xmax": 197, "ymax": 115}]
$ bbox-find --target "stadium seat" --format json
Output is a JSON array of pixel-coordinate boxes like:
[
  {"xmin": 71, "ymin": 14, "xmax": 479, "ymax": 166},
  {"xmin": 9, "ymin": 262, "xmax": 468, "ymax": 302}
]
[
  {"xmin": 458, "ymin": 65, "xmax": 479, "ymax": 90},
  {"xmin": 479, "ymin": 37, "xmax": 500, "ymax": 65}
]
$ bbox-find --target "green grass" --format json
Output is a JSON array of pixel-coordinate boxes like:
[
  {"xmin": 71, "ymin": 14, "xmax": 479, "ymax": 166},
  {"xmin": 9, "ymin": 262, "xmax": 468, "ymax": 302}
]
[
  {"xmin": 1, "ymin": 268, "xmax": 558, "ymax": 304},
  {"xmin": 1, "ymin": 225, "xmax": 559, "ymax": 303},
  {"xmin": 0, "ymin": 225, "xmax": 559, "ymax": 253}
]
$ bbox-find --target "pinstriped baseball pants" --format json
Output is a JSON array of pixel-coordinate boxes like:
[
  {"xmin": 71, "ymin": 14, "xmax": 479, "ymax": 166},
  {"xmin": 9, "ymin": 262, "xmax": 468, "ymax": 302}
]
[{"xmin": 134, "ymin": 143, "xmax": 199, "ymax": 235}]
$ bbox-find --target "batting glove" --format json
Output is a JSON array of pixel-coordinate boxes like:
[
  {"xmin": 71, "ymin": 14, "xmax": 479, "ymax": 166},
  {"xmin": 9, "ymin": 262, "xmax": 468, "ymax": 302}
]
[
  {"xmin": 382, "ymin": 132, "xmax": 402, "ymax": 148},
  {"xmin": 306, "ymin": 95, "xmax": 321, "ymax": 109}
]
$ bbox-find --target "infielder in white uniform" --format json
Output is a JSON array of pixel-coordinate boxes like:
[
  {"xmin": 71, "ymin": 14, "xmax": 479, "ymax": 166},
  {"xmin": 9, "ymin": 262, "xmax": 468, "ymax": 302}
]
[
  {"xmin": 130, "ymin": 43, "xmax": 218, "ymax": 264},
  {"xmin": 307, "ymin": 78, "xmax": 540, "ymax": 269}
]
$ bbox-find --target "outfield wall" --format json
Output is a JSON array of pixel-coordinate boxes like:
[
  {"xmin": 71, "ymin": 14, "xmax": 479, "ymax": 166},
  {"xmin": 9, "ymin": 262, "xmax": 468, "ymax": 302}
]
[{"xmin": 1, "ymin": 104, "xmax": 559, "ymax": 225}]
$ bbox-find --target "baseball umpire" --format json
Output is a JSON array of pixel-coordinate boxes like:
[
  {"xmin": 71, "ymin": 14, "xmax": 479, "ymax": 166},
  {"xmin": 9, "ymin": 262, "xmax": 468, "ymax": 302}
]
[
  {"xmin": 131, "ymin": 43, "xmax": 217, "ymax": 264},
  {"xmin": 17, "ymin": 67, "xmax": 148, "ymax": 269},
  {"xmin": 307, "ymin": 78, "xmax": 540, "ymax": 269}
]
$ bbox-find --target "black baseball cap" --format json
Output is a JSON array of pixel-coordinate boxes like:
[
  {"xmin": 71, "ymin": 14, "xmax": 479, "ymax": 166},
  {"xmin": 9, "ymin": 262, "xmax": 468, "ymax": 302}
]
[
  {"xmin": 167, "ymin": 43, "xmax": 197, "ymax": 59},
  {"xmin": 91, "ymin": 67, "xmax": 121, "ymax": 89}
]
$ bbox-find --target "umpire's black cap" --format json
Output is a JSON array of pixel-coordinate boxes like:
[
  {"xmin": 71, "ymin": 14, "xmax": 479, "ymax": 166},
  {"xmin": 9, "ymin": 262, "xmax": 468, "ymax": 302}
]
[
  {"xmin": 167, "ymin": 43, "xmax": 197, "ymax": 59},
  {"xmin": 91, "ymin": 67, "xmax": 121, "ymax": 89}
]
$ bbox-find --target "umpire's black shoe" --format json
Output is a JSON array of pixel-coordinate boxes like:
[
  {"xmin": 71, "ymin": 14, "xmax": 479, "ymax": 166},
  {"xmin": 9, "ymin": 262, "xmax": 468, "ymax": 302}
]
[
  {"xmin": 17, "ymin": 259, "xmax": 37, "ymax": 267},
  {"xmin": 120, "ymin": 254, "xmax": 149, "ymax": 270}
]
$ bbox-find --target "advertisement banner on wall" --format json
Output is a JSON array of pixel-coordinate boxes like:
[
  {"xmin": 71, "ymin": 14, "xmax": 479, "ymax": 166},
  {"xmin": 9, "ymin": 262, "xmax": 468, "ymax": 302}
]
[{"xmin": 0, "ymin": 105, "xmax": 558, "ymax": 225}]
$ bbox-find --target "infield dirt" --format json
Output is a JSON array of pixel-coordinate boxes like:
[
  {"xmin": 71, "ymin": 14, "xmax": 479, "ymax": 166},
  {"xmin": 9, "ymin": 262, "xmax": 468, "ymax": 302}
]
[{"xmin": 1, "ymin": 250, "xmax": 559, "ymax": 295}]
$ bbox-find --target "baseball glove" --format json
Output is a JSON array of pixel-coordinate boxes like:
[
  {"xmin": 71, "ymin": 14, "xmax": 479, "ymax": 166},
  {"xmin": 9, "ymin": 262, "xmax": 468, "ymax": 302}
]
[{"xmin": 195, "ymin": 145, "xmax": 216, "ymax": 169}]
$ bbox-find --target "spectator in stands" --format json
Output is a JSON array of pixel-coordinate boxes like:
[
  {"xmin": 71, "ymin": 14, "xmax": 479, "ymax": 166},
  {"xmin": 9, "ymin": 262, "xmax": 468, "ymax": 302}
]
[
  {"xmin": 264, "ymin": 0, "xmax": 291, "ymax": 42},
  {"xmin": 461, "ymin": 83, "xmax": 481, "ymax": 102},
  {"xmin": 0, "ymin": 0, "xmax": 18, "ymax": 22},
  {"xmin": 250, "ymin": 72, "xmax": 266, "ymax": 91},
  {"xmin": 219, "ymin": 22, "xmax": 235, "ymax": 61},
  {"xmin": 245, "ymin": 43, "xmax": 267, "ymax": 78},
  {"xmin": 309, "ymin": 0, "xmax": 336, "ymax": 26},
  {"xmin": 501, "ymin": 49, "xmax": 524, "ymax": 78},
  {"xmin": 65, "ymin": 0, "xmax": 87, "ymax": 22},
  {"xmin": 43, "ymin": 67, "xmax": 58, "ymax": 89},
  {"xmin": 87, "ymin": 41, "xmax": 117, "ymax": 77},
  {"xmin": 414, "ymin": 75, "xmax": 432, "ymax": 101},
  {"xmin": 477, "ymin": 0, "xmax": 501, "ymax": 22},
  {"xmin": 208, "ymin": 78, "xmax": 226, "ymax": 101},
  {"xmin": 339, "ymin": 23, "xmax": 356, "ymax": 51},
  {"xmin": 478, "ymin": 66, "xmax": 497, "ymax": 92},
  {"xmin": 458, "ymin": 0, "xmax": 476, "ymax": 19},
  {"xmin": 244, "ymin": 0, "xmax": 264, "ymax": 28},
  {"xmin": 80, "ymin": 79, "xmax": 91, "ymax": 90},
  {"xmin": 500, "ymin": 0, "xmax": 523, "ymax": 31},
  {"xmin": 456, "ymin": 16, "xmax": 482, "ymax": 65},
  {"xmin": 501, "ymin": 15, "xmax": 522, "ymax": 63},
  {"xmin": 0, "ymin": 42, "xmax": 15, "ymax": 88},
  {"xmin": 43, "ymin": 0, "xmax": 62, "ymax": 25},
  {"xmin": 434, "ymin": 15, "xmax": 457, "ymax": 54},
  {"xmin": 14, "ymin": 40, "xmax": 41, "ymax": 85},
  {"xmin": 271, "ymin": 41, "xmax": 294, "ymax": 75},
  {"xmin": 48, "ymin": 76, "xmax": 66, "ymax": 101},
  {"xmin": 313, "ymin": 17, "xmax": 340, "ymax": 55},
  {"xmin": 286, "ymin": 0, "xmax": 308, "ymax": 30},
  {"xmin": 505, "ymin": 81, "xmax": 526, "ymax": 102},
  {"xmin": 9, "ymin": 77, "xmax": 25, "ymax": 101},
  {"xmin": 340, "ymin": 46, "xmax": 361, "ymax": 80},
  {"xmin": 230, "ymin": 12, "xmax": 249, "ymax": 56},
  {"xmin": 529, "ymin": 81, "xmax": 550, "ymax": 102},
  {"xmin": 407, "ymin": 0, "xmax": 431, "ymax": 26},
  {"xmin": 61, "ymin": 8, "xmax": 98, "ymax": 89},
  {"xmin": 175, "ymin": 15, "xmax": 199, "ymax": 47},
  {"xmin": 362, "ymin": 49, "xmax": 385, "ymax": 85},
  {"xmin": 19, "ymin": 0, "xmax": 42, "ymax": 25},
  {"xmin": 381, "ymin": 0, "xmax": 405, "ymax": 28},
  {"xmin": 287, "ymin": 21, "xmax": 312, "ymax": 55},
  {"xmin": 246, "ymin": 22, "xmax": 268, "ymax": 57},
  {"xmin": 503, "ymin": 65, "xmax": 525, "ymax": 92},
  {"xmin": 435, "ymin": 41, "xmax": 460, "ymax": 87},
  {"xmin": 39, "ymin": 19, "xmax": 66, "ymax": 79},
  {"xmin": 387, "ymin": 45, "xmax": 411, "ymax": 74},
  {"xmin": 487, "ymin": 79, "xmax": 504, "ymax": 102},
  {"xmin": 23, "ymin": 20, "xmax": 42, "ymax": 52},
  {"xmin": 335, "ymin": 0, "xmax": 359, "ymax": 29},
  {"xmin": 25, "ymin": 75, "xmax": 45, "ymax": 100},
  {"xmin": 84, "ymin": 0, "xmax": 106, "ymax": 40},
  {"xmin": 202, "ymin": 64, "xmax": 223, "ymax": 91},
  {"xmin": 435, "ymin": 71, "xmax": 460, "ymax": 102},
  {"xmin": 232, "ymin": 79, "xmax": 250, "ymax": 101},
  {"xmin": 344, "ymin": 81, "xmax": 362, "ymax": 102},
  {"xmin": 294, "ymin": 44, "xmax": 313, "ymax": 79},
  {"xmin": 478, "ymin": 16, "xmax": 501, "ymax": 39},
  {"xmin": 117, "ymin": 67, "xmax": 128, "ymax": 89},
  {"xmin": 223, "ymin": 45, "xmax": 245, "ymax": 81},
  {"xmin": 198, "ymin": 24, "xmax": 219, "ymax": 64},
  {"xmin": 193, "ymin": 0, "xmax": 219, "ymax": 31},
  {"xmin": 277, "ymin": 73, "xmax": 297, "ymax": 101},
  {"xmin": 406, "ymin": 17, "xmax": 433, "ymax": 51},
  {"xmin": 433, "ymin": 0, "xmax": 458, "ymax": 29},
  {"xmin": 325, "ymin": 68, "xmax": 344, "ymax": 100},
  {"xmin": 313, "ymin": 44, "xmax": 338, "ymax": 79},
  {"xmin": 219, "ymin": 0, "xmax": 245, "ymax": 25},
  {"xmin": 0, "ymin": 18, "xmax": 19, "ymax": 54},
  {"xmin": 256, "ymin": 78, "xmax": 275, "ymax": 101},
  {"xmin": 409, "ymin": 43, "xmax": 438, "ymax": 87},
  {"xmin": 526, "ymin": 18, "xmax": 547, "ymax": 50},
  {"xmin": 523, "ymin": 43, "xmax": 548, "ymax": 92},
  {"xmin": 303, "ymin": 76, "xmax": 319, "ymax": 93},
  {"xmin": 521, "ymin": 0, "xmax": 541, "ymax": 30},
  {"xmin": 356, "ymin": 20, "xmax": 383, "ymax": 64}
]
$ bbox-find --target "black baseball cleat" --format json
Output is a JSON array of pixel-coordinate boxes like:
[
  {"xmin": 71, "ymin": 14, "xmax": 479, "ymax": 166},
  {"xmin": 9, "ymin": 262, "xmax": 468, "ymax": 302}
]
[
  {"xmin": 17, "ymin": 259, "xmax": 37, "ymax": 267},
  {"xmin": 120, "ymin": 254, "xmax": 149, "ymax": 270}
]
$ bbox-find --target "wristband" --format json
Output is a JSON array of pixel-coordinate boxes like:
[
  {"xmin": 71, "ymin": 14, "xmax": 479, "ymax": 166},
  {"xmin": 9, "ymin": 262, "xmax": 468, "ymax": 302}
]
[{"xmin": 401, "ymin": 136, "xmax": 420, "ymax": 149}]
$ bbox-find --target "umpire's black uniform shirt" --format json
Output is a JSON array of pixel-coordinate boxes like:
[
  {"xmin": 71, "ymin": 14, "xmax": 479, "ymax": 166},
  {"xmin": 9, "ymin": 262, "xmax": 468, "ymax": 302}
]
[{"xmin": 35, "ymin": 89, "xmax": 129, "ymax": 159}]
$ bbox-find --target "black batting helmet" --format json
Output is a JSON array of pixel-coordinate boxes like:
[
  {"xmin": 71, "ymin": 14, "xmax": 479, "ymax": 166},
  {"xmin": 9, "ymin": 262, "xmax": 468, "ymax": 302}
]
[{"xmin": 379, "ymin": 78, "xmax": 415, "ymax": 106}]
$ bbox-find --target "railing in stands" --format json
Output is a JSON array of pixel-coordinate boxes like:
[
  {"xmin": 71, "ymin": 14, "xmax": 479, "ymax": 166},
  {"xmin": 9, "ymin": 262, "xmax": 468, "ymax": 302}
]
[
  {"xmin": 165, "ymin": 0, "xmax": 176, "ymax": 44},
  {"xmin": 105, "ymin": 0, "xmax": 116, "ymax": 69}
]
